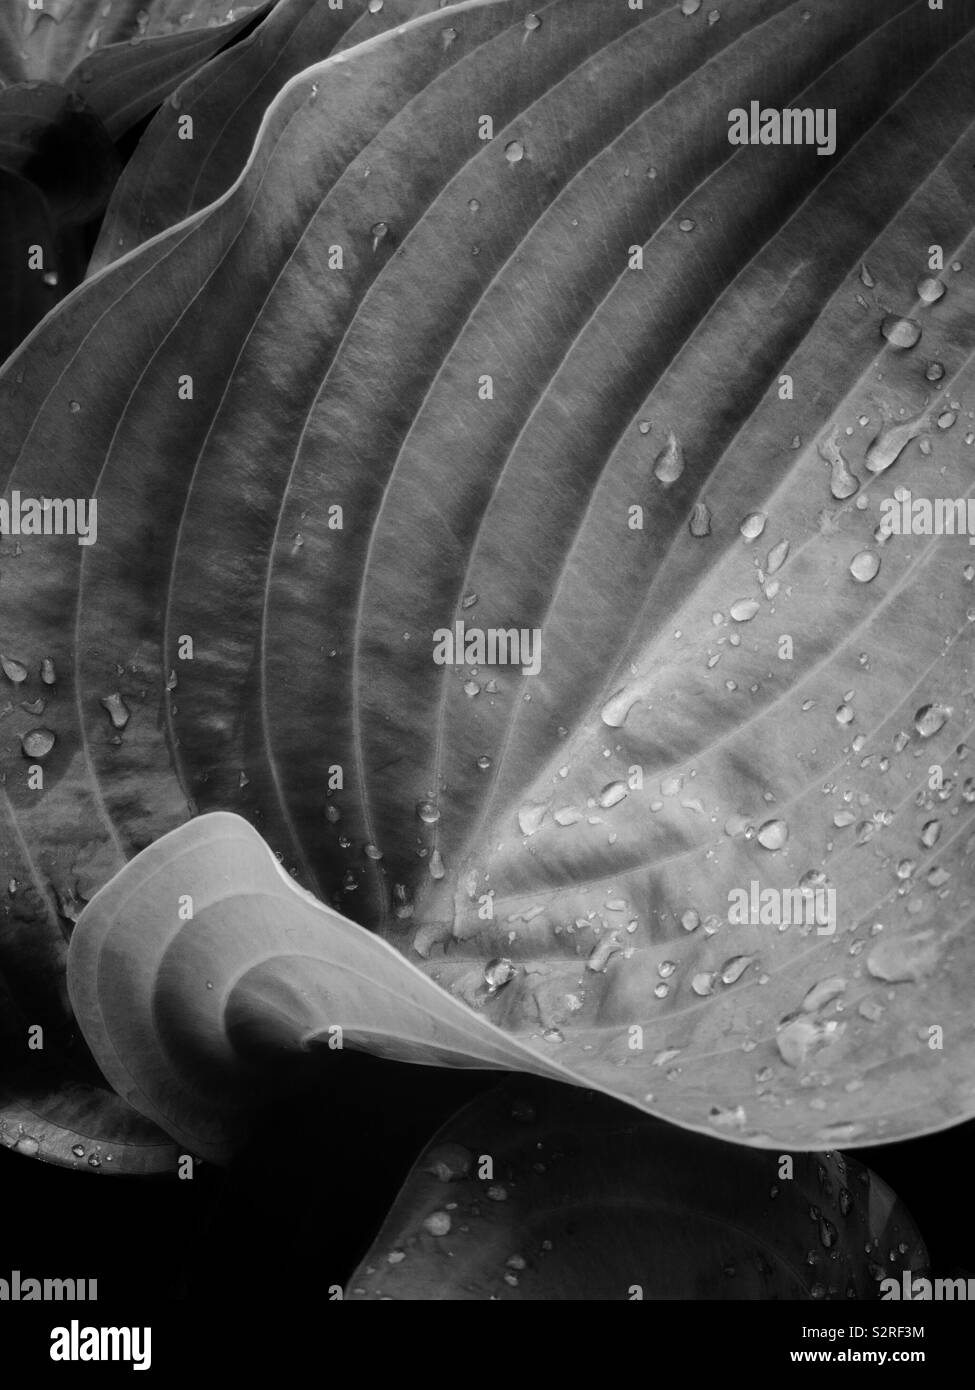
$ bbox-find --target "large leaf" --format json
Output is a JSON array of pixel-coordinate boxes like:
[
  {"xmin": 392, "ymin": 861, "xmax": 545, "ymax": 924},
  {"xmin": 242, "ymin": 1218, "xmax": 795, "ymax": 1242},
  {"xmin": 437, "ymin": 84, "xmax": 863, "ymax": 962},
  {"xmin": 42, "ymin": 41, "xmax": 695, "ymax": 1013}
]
[
  {"xmin": 91, "ymin": 0, "xmax": 449, "ymax": 268},
  {"xmin": 347, "ymin": 1080, "xmax": 929, "ymax": 1300},
  {"xmin": 3, "ymin": 0, "xmax": 975, "ymax": 1152}
]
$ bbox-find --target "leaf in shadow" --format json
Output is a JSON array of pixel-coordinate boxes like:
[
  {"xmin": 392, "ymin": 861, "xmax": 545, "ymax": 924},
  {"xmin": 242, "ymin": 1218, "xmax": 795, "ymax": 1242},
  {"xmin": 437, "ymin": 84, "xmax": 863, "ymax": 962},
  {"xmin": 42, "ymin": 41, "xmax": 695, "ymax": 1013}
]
[
  {"xmin": 346, "ymin": 1078, "xmax": 929, "ymax": 1300},
  {"xmin": 91, "ymin": 0, "xmax": 455, "ymax": 268}
]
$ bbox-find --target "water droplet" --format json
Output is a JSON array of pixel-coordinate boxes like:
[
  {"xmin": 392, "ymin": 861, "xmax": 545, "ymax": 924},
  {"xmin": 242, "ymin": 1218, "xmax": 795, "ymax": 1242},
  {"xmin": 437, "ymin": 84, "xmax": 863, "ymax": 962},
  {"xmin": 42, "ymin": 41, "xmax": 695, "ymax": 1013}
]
[
  {"xmin": 71, "ymin": 1143, "xmax": 85, "ymax": 1158},
  {"xmin": 424, "ymin": 1143, "xmax": 472, "ymax": 1182},
  {"xmin": 680, "ymin": 0, "xmax": 701, "ymax": 12},
  {"xmin": 653, "ymin": 431, "xmax": 684, "ymax": 484},
  {"xmin": 859, "ymin": 263, "xmax": 876, "ymax": 288},
  {"xmin": 681, "ymin": 908, "xmax": 700, "ymax": 932},
  {"xmin": 467, "ymin": 198, "xmax": 480, "ymax": 214},
  {"xmin": 22, "ymin": 728, "xmax": 55, "ymax": 759},
  {"xmin": 880, "ymin": 315, "xmax": 921, "ymax": 349},
  {"xmin": 364, "ymin": 842, "xmax": 383, "ymax": 860},
  {"xmin": 69, "ymin": 400, "xmax": 81, "ymax": 413},
  {"xmin": 799, "ymin": 869, "xmax": 829, "ymax": 895},
  {"xmin": 601, "ymin": 688, "xmax": 637, "ymax": 728},
  {"xmin": 598, "ymin": 781, "xmax": 627, "ymax": 809},
  {"xmin": 541, "ymin": 1027, "xmax": 564, "ymax": 1044},
  {"xmin": 42, "ymin": 271, "xmax": 58, "ymax": 287},
  {"xmin": 15, "ymin": 1136, "xmax": 40, "ymax": 1156},
  {"xmin": 370, "ymin": 220, "xmax": 389, "ymax": 251},
  {"xmin": 476, "ymin": 755, "xmax": 491, "ymax": 770},
  {"xmin": 819, "ymin": 432, "xmax": 859, "ymax": 499},
  {"xmin": 429, "ymin": 849, "xmax": 445, "ymax": 880},
  {"xmin": 764, "ymin": 539, "xmax": 789, "ymax": 574},
  {"xmin": 678, "ymin": 217, "xmax": 696, "ymax": 233},
  {"xmin": 504, "ymin": 140, "xmax": 525, "ymax": 164},
  {"xmin": 757, "ymin": 819, "xmax": 788, "ymax": 850},
  {"xmin": 416, "ymin": 799, "xmax": 440, "ymax": 824},
  {"xmin": 835, "ymin": 705, "xmax": 854, "ymax": 725},
  {"xmin": 367, "ymin": 0, "xmax": 383, "ymax": 11},
  {"xmin": 914, "ymin": 704, "xmax": 949, "ymax": 738},
  {"xmin": 920, "ymin": 820, "xmax": 941, "ymax": 848},
  {"xmin": 689, "ymin": 501, "xmax": 711, "ymax": 536},
  {"xmin": 524, "ymin": 11, "xmax": 541, "ymax": 29},
  {"xmin": 484, "ymin": 957, "xmax": 515, "ymax": 991},
  {"xmin": 867, "ymin": 932, "xmax": 939, "ymax": 983},
  {"xmin": 691, "ymin": 971, "xmax": 716, "ymax": 996},
  {"xmin": 40, "ymin": 657, "xmax": 55, "ymax": 685},
  {"xmin": 916, "ymin": 276, "xmax": 945, "ymax": 304},
  {"xmin": 423, "ymin": 1210, "xmax": 451, "ymax": 1236},
  {"xmin": 87, "ymin": 1154, "xmax": 101, "ymax": 1168},
  {"xmin": 441, "ymin": 25, "xmax": 457, "ymax": 47},
  {"xmin": 925, "ymin": 361, "xmax": 945, "ymax": 382},
  {"xmin": 802, "ymin": 978, "xmax": 846, "ymax": 1012},
  {"xmin": 1, "ymin": 655, "xmax": 28, "ymax": 683},
  {"xmin": 518, "ymin": 803, "xmax": 546, "ymax": 835},
  {"xmin": 730, "ymin": 598, "xmax": 760, "ymax": 622},
  {"xmin": 849, "ymin": 550, "xmax": 880, "ymax": 583},
  {"xmin": 720, "ymin": 955, "xmax": 753, "ymax": 985},
  {"xmin": 776, "ymin": 1015, "xmax": 844, "ymax": 1067},
  {"xmin": 100, "ymin": 691, "xmax": 130, "ymax": 729},
  {"xmin": 739, "ymin": 512, "xmax": 767, "ymax": 540}
]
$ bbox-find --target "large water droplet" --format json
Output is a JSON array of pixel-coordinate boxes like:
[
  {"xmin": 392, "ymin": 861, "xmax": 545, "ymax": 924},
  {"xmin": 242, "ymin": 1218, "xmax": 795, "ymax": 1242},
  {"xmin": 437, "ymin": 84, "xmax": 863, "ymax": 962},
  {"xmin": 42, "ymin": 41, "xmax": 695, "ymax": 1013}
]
[
  {"xmin": 601, "ymin": 688, "xmax": 637, "ymax": 728},
  {"xmin": 653, "ymin": 431, "xmax": 684, "ymax": 484},
  {"xmin": 730, "ymin": 598, "xmax": 760, "ymax": 622},
  {"xmin": 916, "ymin": 276, "xmax": 945, "ymax": 304},
  {"xmin": 517, "ymin": 803, "xmax": 546, "ymax": 835},
  {"xmin": 920, "ymin": 820, "xmax": 941, "ymax": 848},
  {"xmin": 880, "ymin": 316, "xmax": 921, "ymax": 349},
  {"xmin": 100, "ymin": 692, "xmax": 130, "ymax": 729},
  {"xmin": 484, "ymin": 957, "xmax": 515, "ymax": 991},
  {"xmin": 720, "ymin": 955, "xmax": 753, "ymax": 985},
  {"xmin": 739, "ymin": 512, "xmax": 767, "ymax": 540},
  {"xmin": 849, "ymin": 550, "xmax": 880, "ymax": 583},
  {"xmin": 914, "ymin": 704, "xmax": 949, "ymax": 738},
  {"xmin": 689, "ymin": 501, "xmax": 711, "ymax": 536},
  {"xmin": 776, "ymin": 1015, "xmax": 844, "ymax": 1067},
  {"xmin": 423, "ymin": 1210, "xmax": 452, "ymax": 1236},
  {"xmin": 802, "ymin": 978, "xmax": 846, "ymax": 1012},
  {"xmin": 757, "ymin": 819, "xmax": 788, "ymax": 850},
  {"xmin": 819, "ymin": 433, "xmax": 859, "ymax": 499},
  {"xmin": 867, "ymin": 932, "xmax": 938, "ymax": 983},
  {"xmin": 22, "ymin": 728, "xmax": 55, "ymax": 759},
  {"xmin": 598, "ymin": 781, "xmax": 627, "ymax": 809},
  {"xmin": 1, "ymin": 654, "xmax": 28, "ymax": 683},
  {"xmin": 865, "ymin": 413, "xmax": 927, "ymax": 474},
  {"xmin": 765, "ymin": 539, "xmax": 790, "ymax": 574}
]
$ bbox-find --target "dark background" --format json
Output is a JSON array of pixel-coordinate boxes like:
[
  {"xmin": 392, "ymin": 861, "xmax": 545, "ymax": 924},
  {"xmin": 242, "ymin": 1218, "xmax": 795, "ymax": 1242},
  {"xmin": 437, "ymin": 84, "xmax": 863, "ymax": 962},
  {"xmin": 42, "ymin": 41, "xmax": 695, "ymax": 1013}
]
[{"xmin": 1, "ymin": 1050, "xmax": 972, "ymax": 1304}]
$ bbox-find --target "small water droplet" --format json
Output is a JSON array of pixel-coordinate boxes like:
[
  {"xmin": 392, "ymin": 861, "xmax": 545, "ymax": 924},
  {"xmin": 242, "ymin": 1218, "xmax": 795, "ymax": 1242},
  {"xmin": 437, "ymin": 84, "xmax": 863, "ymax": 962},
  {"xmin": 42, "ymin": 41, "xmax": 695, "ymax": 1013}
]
[
  {"xmin": 363, "ymin": 842, "xmax": 383, "ymax": 860},
  {"xmin": 859, "ymin": 264, "xmax": 876, "ymax": 288},
  {"xmin": 1, "ymin": 654, "xmax": 28, "ymax": 683},
  {"xmin": 367, "ymin": 0, "xmax": 383, "ymax": 11},
  {"xmin": 925, "ymin": 361, "xmax": 945, "ymax": 382},
  {"xmin": 681, "ymin": 908, "xmax": 701, "ymax": 932},
  {"xmin": 42, "ymin": 271, "xmax": 59, "ymax": 287},
  {"xmin": 720, "ymin": 955, "xmax": 753, "ymax": 985},
  {"xmin": 739, "ymin": 512, "xmax": 767, "ymax": 540},
  {"xmin": 678, "ymin": 217, "xmax": 696, "ymax": 233},
  {"xmin": 819, "ymin": 432, "xmax": 859, "ymax": 499},
  {"xmin": 920, "ymin": 820, "xmax": 941, "ymax": 848},
  {"xmin": 416, "ymin": 799, "xmax": 440, "ymax": 824},
  {"xmin": 691, "ymin": 971, "xmax": 716, "ymax": 996},
  {"xmin": 601, "ymin": 688, "xmax": 637, "ymax": 728},
  {"xmin": 504, "ymin": 140, "xmax": 525, "ymax": 164},
  {"xmin": 476, "ymin": 754, "xmax": 491, "ymax": 770},
  {"xmin": 680, "ymin": 0, "xmax": 701, "ymax": 12},
  {"xmin": 429, "ymin": 849, "xmax": 445, "ymax": 879},
  {"xmin": 524, "ymin": 11, "xmax": 541, "ymax": 30}
]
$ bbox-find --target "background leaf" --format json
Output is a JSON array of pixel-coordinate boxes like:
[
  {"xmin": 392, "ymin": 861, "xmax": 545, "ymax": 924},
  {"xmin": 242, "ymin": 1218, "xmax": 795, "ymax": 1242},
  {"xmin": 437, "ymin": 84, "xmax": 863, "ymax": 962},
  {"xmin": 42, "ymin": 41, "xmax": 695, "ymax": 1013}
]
[
  {"xmin": 3, "ymin": 0, "xmax": 975, "ymax": 1151},
  {"xmin": 91, "ymin": 0, "xmax": 448, "ymax": 268},
  {"xmin": 347, "ymin": 1079, "xmax": 929, "ymax": 1300}
]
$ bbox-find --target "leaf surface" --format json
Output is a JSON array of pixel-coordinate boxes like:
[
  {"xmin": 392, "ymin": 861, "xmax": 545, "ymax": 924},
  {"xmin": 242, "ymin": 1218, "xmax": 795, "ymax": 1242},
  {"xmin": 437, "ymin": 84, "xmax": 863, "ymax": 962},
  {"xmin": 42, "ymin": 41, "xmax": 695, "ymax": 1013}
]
[
  {"xmin": 347, "ymin": 1080, "xmax": 929, "ymax": 1300},
  {"xmin": 4, "ymin": 0, "xmax": 975, "ymax": 1150}
]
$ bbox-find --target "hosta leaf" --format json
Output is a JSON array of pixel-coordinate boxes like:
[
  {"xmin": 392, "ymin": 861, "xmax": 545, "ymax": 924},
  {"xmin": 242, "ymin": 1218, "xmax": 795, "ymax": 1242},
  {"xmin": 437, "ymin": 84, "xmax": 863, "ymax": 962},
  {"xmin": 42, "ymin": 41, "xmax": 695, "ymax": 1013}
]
[
  {"xmin": 90, "ymin": 0, "xmax": 451, "ymax": 268},
  {"xmin": 347, "ymin": 1080, "xmax": 928, "ymax": 1300},
  {"xmin": 0, "ymin": 0, "xmax": 266, "ymax": 87},
  {"xmin": 66, "ymin": 813, "xmax": 574, "ymax": 1161},
  {"xmin": 3, "ymin": 0, "xmax": 975, "ymax": 1152},
  {"xmin": 0, "ymin": 82, "xmax": 119, "ymax": 226},
  {"xmin": 0, "ymin": 1069, "xmax": 179, "ymax": 1172},
  {"xmin": 0, "ymin": 1, "xmax": 271, "ymax": 147}
]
